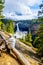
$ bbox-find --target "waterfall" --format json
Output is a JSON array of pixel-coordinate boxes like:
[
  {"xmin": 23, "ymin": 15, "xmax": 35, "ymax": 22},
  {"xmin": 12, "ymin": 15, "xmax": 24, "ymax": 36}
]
[{"xmin": 16, "ymin": 23, "xmax": 20, "ymax": 32}]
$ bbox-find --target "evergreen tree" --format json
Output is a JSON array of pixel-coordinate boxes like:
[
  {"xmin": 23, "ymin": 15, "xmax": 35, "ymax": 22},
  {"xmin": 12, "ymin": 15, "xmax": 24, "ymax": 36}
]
[
  {"xmin": 25, "ymin": 31, "xmax": 32, "ymax": 43},
  {"xmin": 34, "ymin": 24, "xmax": 43, "ymax": 56},
  {"xmin": 0, "ymin": 20, "xmax": 2, "ymax": 30},
  {"xmin": 6, "ymin": 20, "xmax": 14, "ymax": 34},
  {"xmin": 0, "ymin": 20, "xmax": 5, "ymax": 30},
  {"xmin": 37, "ymin": 24, "xmax": 43, "ymax": 55},
  {"xmin": 1, "ymin": 22, "xmax": 5, "ymax": 30},
  {"xmin": 0, "ymin": 0, "xmax": 5, "ymax": 19}
]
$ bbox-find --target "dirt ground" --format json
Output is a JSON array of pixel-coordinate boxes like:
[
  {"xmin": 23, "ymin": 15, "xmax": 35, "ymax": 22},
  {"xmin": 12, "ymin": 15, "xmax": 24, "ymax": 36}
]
[{"xmin": 0, "ymin": 53, "xmax": 20, "ymax": 65}]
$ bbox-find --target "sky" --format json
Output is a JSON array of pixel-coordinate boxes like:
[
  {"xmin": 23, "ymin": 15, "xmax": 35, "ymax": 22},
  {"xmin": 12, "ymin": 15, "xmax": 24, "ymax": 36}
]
[{"xmin": 3, "ymin": 0, "xmax": 42, "ymax": 20}]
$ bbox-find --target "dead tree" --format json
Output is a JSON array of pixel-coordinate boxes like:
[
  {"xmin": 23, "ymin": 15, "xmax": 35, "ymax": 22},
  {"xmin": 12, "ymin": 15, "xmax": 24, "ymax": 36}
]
[{"xmin": 0, "ymin": 35, "xmax": 10, "ymax": 56}]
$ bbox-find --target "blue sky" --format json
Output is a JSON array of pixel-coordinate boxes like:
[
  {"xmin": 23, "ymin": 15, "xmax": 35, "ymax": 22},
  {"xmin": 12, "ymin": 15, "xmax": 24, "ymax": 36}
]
[{"xmin": 3, "ymin": 0, "xmax": 42, "ymax": 20}]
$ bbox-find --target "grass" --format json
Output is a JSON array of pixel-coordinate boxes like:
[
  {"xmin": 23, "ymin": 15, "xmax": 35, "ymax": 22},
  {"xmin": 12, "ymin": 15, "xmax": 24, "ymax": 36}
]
[
  {"xmin": 19, "ymin": 39, "xmax": 32, "ymax": 47},
  {"xmin": 19, "ymin": 39, "xmax": 38, "ymax": 52}
]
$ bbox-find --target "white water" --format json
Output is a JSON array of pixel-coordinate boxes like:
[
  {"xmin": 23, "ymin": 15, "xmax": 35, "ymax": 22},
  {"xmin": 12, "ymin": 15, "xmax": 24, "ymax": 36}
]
[
  {"xmin": 14, "ymin": 22, "xmax": 27, "ymax": 38},
  {"xmin": 16, "ymin": 23, "xmax": 20, "ymax": 32}
]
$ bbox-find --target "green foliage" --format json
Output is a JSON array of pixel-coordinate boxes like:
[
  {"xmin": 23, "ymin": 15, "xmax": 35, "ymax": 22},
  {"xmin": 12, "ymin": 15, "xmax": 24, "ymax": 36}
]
[
  {"xmin": 32, "ymin": 16, "xmax": 43, "ymax": 22},
  {"xmin": 21, "ymin": 31, "xmax": 33, "ymax": 47},
  {"xmin": 0, "ymin": 20, "xmax": 5, "ymax": 30},
  {"xmin": 0, "ymin": 20, "xmax": 2, "ymax": 30},
  {"xmin": 32, "ymin": 19, "xmax": 38, "ymax": 22},
  {"xmin": 1, "ymin": 22, "xmax": 5, "ymax": 30},
  {"xmin": 0, "ymin": 19, "xmax": 15, "ymax": 34},
  {"xmin": 38, "ymin": 17, "xmax": 43, "ymax": 22},
  {"xmin": 19, "ymin": 39, "xmax": 32, "ymax": 47},
  {"xmin": 33, "ymin": 37, "xmax": 40, "ymax": 48},
  {"xmin": 0, "ymin": 0, "xmax": 5, "ymax": 19},
  {"xmin": 34, "ymin": 24, "xmax": 43, "ymax": 56},
  {"xmin": 0, "ymin": 0, "xmax": 4, "ymax": 4},
  {"xmin": 6, "ymin": 20, "xmax": 14, "ymax": 34},
  {"xmin": 25, "ymin": 31, "xmax": 32, "ymax": 43},
  {"xmin": 37, "ymin": 24, "xmax": 43, "ymax": 56}
]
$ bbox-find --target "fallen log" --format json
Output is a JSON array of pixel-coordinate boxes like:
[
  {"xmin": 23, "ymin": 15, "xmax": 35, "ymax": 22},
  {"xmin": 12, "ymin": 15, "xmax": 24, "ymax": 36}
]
[
  {"xmin": 0, "ymin": 39, "xmax": 4, "ymax": 45},
  {"xmin": 11, "ymin": 48, "xmax": 30, "ymax": 65},
  {"xmin": 0, "ymin": 32, "xmax": 30, "ymax": 65},
  {"xmin": 16, "ymin": 39, "xmax": 36, "ymax": 54}
]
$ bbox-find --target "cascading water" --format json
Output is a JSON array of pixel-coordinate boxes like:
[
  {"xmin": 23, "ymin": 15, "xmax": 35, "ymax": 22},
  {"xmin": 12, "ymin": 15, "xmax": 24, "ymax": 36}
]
[{"xmin": 16, "ymin": 23, "xmax": 20, "ymax": 32}]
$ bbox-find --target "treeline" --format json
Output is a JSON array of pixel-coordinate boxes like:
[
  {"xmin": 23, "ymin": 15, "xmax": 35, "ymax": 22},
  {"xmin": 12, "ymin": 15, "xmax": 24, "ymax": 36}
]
[
  {"xmin": 32, "ymin": 17, "xmax": 43, "ymax": 22},
  {"xmin": 20, "ymin": 17, "xmax": 43, "ymax": 60},
  {"xmin": 33, "ymin": 24, "xmax": 43, "ymax": 56},
  {"xmin": 0, "ymin": 20, "xmax": 15, "ymax": 34},
  {"xmin": 30, "ymin": 18, "xmax": 43, "ymax": 56},
  {"xmin": 29, "ymin": 18, "xmax": 43, "ymax": 57}
]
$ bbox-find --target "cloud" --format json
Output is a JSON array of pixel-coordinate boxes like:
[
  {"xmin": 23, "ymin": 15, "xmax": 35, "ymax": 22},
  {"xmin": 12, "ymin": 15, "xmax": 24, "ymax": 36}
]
[
  {"xmin": 3, "ymin": 0, "xmax": 42, "ymax": 20},
  {"xmin": 13, "ymin": 0, "xmax": 42, "ymax": 6},
  {"xmin": 3, "ymin": 12, "xmax": 37, "ymax": 20},
  {"xmin": 4, "ymin": 0, "xmax": 32, "ymax": 15}
]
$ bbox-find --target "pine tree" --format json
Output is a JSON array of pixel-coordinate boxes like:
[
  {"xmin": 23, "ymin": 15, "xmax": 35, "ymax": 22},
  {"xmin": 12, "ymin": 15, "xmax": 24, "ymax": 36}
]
[
  {"xmin": 0, "ymin": 20, "xmax": 2, "ymax": 30},
  {"xmin": 34, "ymin": 24, "xmax": 43, "ymax": 56},
  {"xmin": 25, "ymin": 31, "xmax": 32, "ymax": 43},
  {"xmin": 1, "ymin": 22, "xmax": 5, "ymax": 30},
  {"xmin": 33, "ymin": 1, "xmax": 43, "ymax": 56},
  {"xmin": 6, "ymin": 20, "xmax": 14, "ymax": 34},
  {"xmin": 0, "ymin": 0, "xmax": 5, "ymax": 19},
  {"xmin": 0, "ymin": 20, "xmax": 5, "ymax": 30},
  {"xmin": 38, "ymin": 24, "xmax": 43, "ymax": 54}
]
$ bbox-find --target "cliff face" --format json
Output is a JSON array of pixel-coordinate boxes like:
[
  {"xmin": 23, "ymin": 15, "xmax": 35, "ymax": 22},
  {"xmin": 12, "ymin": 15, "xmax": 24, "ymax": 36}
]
[
  {"xmin": 31, "ymin": 24, "xmax": 40, "ymax": 36},
  {"xmin": 15, "ymin": 21, "xmax": 42, "ymax": 36}
]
